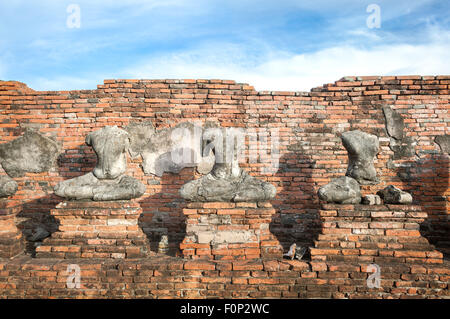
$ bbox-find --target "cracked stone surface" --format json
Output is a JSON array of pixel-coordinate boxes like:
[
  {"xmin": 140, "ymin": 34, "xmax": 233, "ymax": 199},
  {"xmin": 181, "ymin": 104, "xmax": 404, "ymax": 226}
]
[
  {"xmin": 383, "ymin": 106, "xmax": 416, "ymax": 159},
  {"xmin": 180, "ymin": 169, "xmax": 277, "ymax": 202},
  {"xmin": 197, "ymin": 230, "xmax": 253, "ymax": 244},
  {"xmin": 341, "ymin": 130, "xmax": 379, "ymax": 185},
  {"xmin": 54, "ymin": 126, "xmax": 146, "ymax": 201},
  {"xmin": 377, "ymin": 185, "xmax": 413, "ymax": 204},
  {"xmin": 362, "ymin": 194, "xmax": 382, "ymax": 205},
  {"xmin": 382, "ymin": 106, "xmax": 404, "ymax": 140},
  {"xmin": 180, "ymin": 127, "xmax": 276, "ymax": 202},
  {"xmin": 124, "ymin": 121, "xmax": 215, "ymax": 176},
  {"xmin": 318, "ymin": 176, "xmax": 361, "ymax": 204},
  {"xmin": 389, "ymin": 137, "xmax": 417, "ymax": 159},
  {"xmin": 435, "ymin": 135, "xmax": 450, "ymax": 154},
  {"xmin": 0, "ymin": 175, "xmax": 18, "ymax": 198},
  {"xmin": 0, "ymin": 130, "xmax": 59, "ymax": 177},
  {"xmin": 123, "ymin": 121, "xmax": 155, "ymax": 158}
]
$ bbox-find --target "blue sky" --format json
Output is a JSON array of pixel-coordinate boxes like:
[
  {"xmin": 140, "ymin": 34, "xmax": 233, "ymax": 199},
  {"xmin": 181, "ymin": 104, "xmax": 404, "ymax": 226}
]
[{"xmin": 0, "ymin": 0, "xmax": 449, "ymax": 91}]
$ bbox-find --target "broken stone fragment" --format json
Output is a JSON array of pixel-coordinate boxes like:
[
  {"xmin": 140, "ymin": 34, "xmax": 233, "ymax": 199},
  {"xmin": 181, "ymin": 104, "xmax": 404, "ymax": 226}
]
[
  {"xmin": 0, "ymin": 129, "xmax": 59, "ymax": 178},
  {"xmin": 389, "ymin": 137, "xmax": 417, "ymax": 159},
  {"xmin": 0, "ymin": 175, "xmax": 18, "ymax": 198},
  {"xmin": 362, "ymin": 194, "xmax": 382, "ymax": 205},
  {"xmin": 377, "ymin": 185, "xmax": 413, "ymax": 204},
  {"xmin": 341, "ymin": 130, "xmax": 379, "ymax": 185},
  {"xmin": 435, "ymin": 135, "xmax": 450, "ymax": 154},
  {"xmin": 317, "ymin": 176, "xmax": 361, "ymax": 204},
  {"xmin": 382, "ymin": 106, "xmax": 404, "ymax": 140},
  {"xmin": 123, "ymin": 121, "xmax": 155, "ymax": 158},
  {"xmin": 382, "ymin": 106, "xmax": 417, "ymax": 159},
  {"xmin": 125, "ymin": 121, "xmax": 215, "ymax": 177}
]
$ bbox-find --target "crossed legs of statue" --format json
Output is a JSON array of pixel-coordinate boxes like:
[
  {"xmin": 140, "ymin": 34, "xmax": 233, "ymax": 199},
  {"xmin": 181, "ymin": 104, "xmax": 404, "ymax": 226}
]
[{"xmin": 54, "ymin": 172, "xmax": 145, "ymax": 201}]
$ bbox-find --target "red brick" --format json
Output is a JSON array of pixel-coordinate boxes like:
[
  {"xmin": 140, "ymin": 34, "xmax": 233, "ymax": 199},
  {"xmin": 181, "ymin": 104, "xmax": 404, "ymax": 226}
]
[{"xmin": 184, "ymin": 261, "xmax": 216, "ymax": 271}]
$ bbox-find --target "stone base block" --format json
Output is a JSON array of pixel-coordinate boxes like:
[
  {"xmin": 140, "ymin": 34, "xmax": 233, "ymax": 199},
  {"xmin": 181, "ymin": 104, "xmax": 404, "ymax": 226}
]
[
  {"xmin": 35, "ymin": 201, "xmax": 150, "ymax": 259},
  {"xmin": 0, "ymin": 200, "xmax": 24, "ymax": 258},
  {"xmin": 311, "ymin": 204, "xmax": 444, "ymax": 264},
  {"xmin": 180, "ymin": 202, "xmax": 283, "ymax": 260}
]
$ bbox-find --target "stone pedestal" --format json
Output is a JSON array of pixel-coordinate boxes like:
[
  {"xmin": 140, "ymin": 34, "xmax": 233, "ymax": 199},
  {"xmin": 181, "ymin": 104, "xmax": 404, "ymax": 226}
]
[
  {"xmin": 180, "ymin": 202, "xmax": 282, "ymax": 260},
  {"xmin": 310, "ymin": 203, "xmax": 444, "ymax": 264},
  {"xmin": 0, "ymin": 199, "xmax": 24, "ymax": 258},
  {"xmin": 35, "ymin": 201, "xmax": 150, "ymax": 259}
]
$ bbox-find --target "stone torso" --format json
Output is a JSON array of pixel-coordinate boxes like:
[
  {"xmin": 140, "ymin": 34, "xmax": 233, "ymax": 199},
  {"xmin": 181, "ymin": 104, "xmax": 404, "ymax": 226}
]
[{"xmin": 86, "ymin": 126, "xmax": 130, "ymax": 180}]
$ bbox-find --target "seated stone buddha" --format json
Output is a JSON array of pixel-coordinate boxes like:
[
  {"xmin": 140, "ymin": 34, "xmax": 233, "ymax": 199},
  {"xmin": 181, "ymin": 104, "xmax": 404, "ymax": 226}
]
[
  {"xmin": 179, "ymin": 127, "xmax": 276, "ymax": 202},
  {"xmin": 54, "ymin": 126, "xmax": 146, "ymax": 201}
]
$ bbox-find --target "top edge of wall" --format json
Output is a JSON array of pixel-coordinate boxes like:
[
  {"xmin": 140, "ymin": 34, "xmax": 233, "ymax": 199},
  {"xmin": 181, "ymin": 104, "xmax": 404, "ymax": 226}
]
[{"xmin": 1, "ymin": 75, "xmax": 450, "ymax": 95}]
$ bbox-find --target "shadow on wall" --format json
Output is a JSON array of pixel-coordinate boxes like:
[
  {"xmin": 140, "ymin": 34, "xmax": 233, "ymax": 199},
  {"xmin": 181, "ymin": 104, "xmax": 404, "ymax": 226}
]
[
  {"xmin": 57, "ymin": 144, "xmax": 97, "ymax": 180},
  {"xmin": 138, "ymin": 168, "xmax": 196, "ymax": 257},
  {"xmin": 269, "ymin": 150, "xmax": 321, "ymax": 258},
  {"xmin": 137, "ymin": 150, "xmax": 323, "ymax": 259},
  {"xmin": 16, "ymin": 144, "xmax": 96, "ymax": 256},
  {"xmin": 396, "ymin": 153, "xmax": 449, "ymax": 258},
  {"xmin": 17, "ymin": 194, "xmax": 61, "ymax": 256}
]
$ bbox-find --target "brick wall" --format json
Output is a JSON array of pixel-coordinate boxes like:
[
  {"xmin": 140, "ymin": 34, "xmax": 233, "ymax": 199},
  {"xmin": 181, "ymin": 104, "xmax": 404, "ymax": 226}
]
[
  {"xmin": 0, "ymin": 256, "xmax": 448, "ymax": 298},
  {"xmin": 0, "ymin": 76, "xmax": 449, "ymax": 257},
  {"xmin": 180, "ymin": 202, "xmax": 282, "ymax": 260},
  {"xmin": 311, "ymin": 203, "xmax": 444, "ymax": 264}
]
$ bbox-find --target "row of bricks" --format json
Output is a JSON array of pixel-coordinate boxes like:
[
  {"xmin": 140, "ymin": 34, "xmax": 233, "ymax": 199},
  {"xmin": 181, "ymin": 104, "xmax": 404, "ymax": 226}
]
[
  {"xmin": 315, "ymin": 241, "xmax": 436, "ymax": 249},
  {"xmin": 310, "ymin": 248, "xmax": 442, "ymax": 258},
  {"xmin": 321, "ymin": 222, "xmax": 421, "ymax": 229},
  {"xmin": 50, "ymin": 231, "xmax": 148, "ymax": 239},
  {"xmin": 183, "ymin": 209, "xmax": 276, "ymax": 215}
]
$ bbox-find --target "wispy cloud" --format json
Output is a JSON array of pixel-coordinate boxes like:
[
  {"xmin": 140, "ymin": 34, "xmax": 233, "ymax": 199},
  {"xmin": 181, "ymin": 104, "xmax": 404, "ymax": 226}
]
[
  {"xmin": 121, "ymin": 26, "xmax": 450, "ymax": 91},
  {"xmin": 347, "ymin": 29, "xmax": 382, "ymax": 41}
]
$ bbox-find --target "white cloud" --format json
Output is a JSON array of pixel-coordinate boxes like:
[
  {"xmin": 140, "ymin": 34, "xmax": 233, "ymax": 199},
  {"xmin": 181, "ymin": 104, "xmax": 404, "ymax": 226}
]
[
  {"xmin": 122, "ymin": 29, "xmax": 450, "ymax": 91},
  {"xmin": 26, "ymin": 30, "xmax": 450, "ymax": 92}
]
